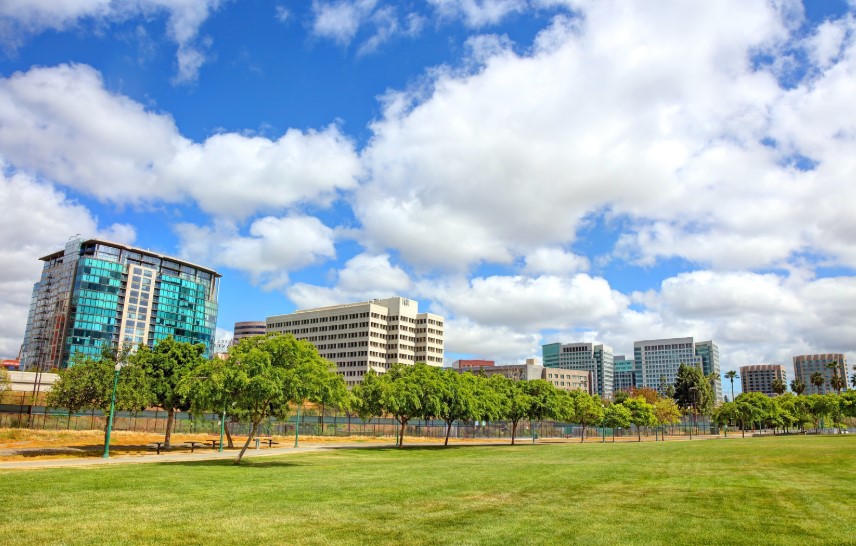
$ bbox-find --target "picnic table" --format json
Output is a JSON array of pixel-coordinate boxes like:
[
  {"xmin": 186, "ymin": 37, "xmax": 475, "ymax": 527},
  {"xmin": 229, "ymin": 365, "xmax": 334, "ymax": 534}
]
[
  {"xmin": 183, "ymin": 441, "xmax": 206, "ymax": 453},
  {"xmin": 204, "ymin": 439, "xmax": 221, "ymax": 449},
  {"xmin": 255, "ymin": 437, "xmax": 280, "ymax": 448},
  {"xmin": 150, "ymin": 441, "xmax": 167, "ymax": 455}
]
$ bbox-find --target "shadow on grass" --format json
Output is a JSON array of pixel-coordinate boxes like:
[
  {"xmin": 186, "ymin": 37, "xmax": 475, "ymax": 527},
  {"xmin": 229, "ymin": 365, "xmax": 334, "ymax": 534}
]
[{"xmin": 154, "ymin": 458, "xmax": 306, "ymax": 469}]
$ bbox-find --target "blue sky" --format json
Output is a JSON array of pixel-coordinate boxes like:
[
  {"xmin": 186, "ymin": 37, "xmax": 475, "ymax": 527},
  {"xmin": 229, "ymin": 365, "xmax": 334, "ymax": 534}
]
[{"xmin": 2, "ymin": 0, "xmax": 856, "ymax": 392}]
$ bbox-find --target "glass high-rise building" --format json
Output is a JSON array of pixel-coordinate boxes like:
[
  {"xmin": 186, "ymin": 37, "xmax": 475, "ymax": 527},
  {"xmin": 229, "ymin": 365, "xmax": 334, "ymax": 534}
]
[
  {"xmin": 542, "ymin": 342, "xmax": 614, "ymax": 399},
  {"xmin": 633, "ymin": 337, "xmax": 722, "ymax": 402},
  {"xmin": 20, "ymin": 238, "xmax": 220, "ymax": 371}
]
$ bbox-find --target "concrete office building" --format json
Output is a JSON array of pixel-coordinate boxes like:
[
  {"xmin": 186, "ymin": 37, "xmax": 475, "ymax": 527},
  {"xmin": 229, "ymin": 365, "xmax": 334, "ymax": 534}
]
[
  {"xmin": 542, "ymin": 342, "xmax": 613, "ymax": 399},
  {"xmin": 20, "ymin": 238, "xmax": 220, "ymax": 371},
  {"xmin": 740, "ymin": 365, "xmax": 787, "ymax": 397},
  {"xmin": 793, "ymin": 354, "xmax": 848, "ymax": 394},
  {"xmin": 633, "ymin": 337, "xmax": 722, "ymax": 402},
  {"xmin": 457, "ymin": 361, "xmax": 590, "ymax": 393},
  {"xmin": 267, "ymin": 297, "xmax": 444, "ymax": 387},
  {"xmin": 613, "ymin": 355, "xmax": 636, "ymax": 392},
  {"xmin": 232, "ymin": 321, "xmax": 266, "ymax": 342}
]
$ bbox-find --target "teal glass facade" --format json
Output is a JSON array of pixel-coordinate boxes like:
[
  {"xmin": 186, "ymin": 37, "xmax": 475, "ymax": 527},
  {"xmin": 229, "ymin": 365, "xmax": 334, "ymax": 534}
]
[{"xmin": 21, "ymin": 238, "xmax": 220, "ymax": 371}]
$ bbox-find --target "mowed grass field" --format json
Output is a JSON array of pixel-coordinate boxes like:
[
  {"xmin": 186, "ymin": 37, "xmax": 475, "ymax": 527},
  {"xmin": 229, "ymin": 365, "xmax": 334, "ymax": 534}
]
[{"xmin": 1, "ymin": 436, "xmax": 853, "ymax": 546}]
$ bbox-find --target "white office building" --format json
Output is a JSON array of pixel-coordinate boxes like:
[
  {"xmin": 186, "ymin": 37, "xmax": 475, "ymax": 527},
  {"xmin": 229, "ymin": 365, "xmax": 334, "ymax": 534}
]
[
  {"xmin": 543, "ymin": 342, "xmax": 613, "ymax": 399},
  {"xmin": 266, "ymin": 297, "xmax": 444, "ymax": 387}
]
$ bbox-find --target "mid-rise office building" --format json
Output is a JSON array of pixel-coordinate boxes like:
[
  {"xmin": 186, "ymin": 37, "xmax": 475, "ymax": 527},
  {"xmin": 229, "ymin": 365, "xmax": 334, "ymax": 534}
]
[
  {"xmin": 232, "ymin": 321, "xmax": 266, "ymax": 342},
  {"xmin": 613, "ymin": 355, "xmax": 636, "ymax": 392},
  {"xmin": 740, "ymin": 365, "xmax": 787, "ymax": 397},
  {"xmin": 20, "ymin": 237, "xmax": 220, "ymax": 371},
  {"xmin": 267, "ymin": 297, "xmax": 444, "ymax": 387},
  {"xmin": 633, "ymin": 337, "xmax": 722, "ymax": 402},
  {"xmin": 542, "ymin": 342, "xmax": 613, "ymax": 399},
  {"xmin": 793, "ymin": 354, "xmax": 848, "ymax": 394},
  {"xmin": 457, "ymin": 362, "xmax": 590, "ymax": 393}
]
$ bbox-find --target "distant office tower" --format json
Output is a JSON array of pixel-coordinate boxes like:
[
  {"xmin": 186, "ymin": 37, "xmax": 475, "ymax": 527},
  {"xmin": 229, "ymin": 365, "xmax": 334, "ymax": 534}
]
[
  {"xmin": 457, "ymin": 362, "xmax": 590, "ymax": 393},
  {"xmin": 740, "ymin": 365, "xmax": 787, "ymax": 396},
  {"xmin": 267, "ymin": 297, "xmax": 444, "ymax": 387},
  {"xmin": 20, "ymin": 237, "xmax": 220, "ymax": 371},
  {"xmin": 613, "ymin": 355, "xmax": 636, "ymax": 392},
  {"xmin": 542, "ymin": 342, "xmax": 613, "ymax": 399},
  {"xmin": 633, "ymin": 338, "xmax": 722, "ymax": 402},
  {"xmin": 232, "ymin": 321, "xmax": 266, "ymax": 342},
  {"xmin": 793, "ymin": 354, "xmax": 848, "ymax": 394}
]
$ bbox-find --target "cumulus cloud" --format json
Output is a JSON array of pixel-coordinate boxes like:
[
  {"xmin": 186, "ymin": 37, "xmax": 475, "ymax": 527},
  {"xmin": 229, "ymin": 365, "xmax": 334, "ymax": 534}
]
[
  {"xmin": 357, "ymin": 0, "xmax": 856, "ymax": 274},
  {"xmin": 429, "ymin": 0, "xmax": 527, "ymax": 27},
  {"xmin": 0, "ymin": 64, "xmax": 361, "ymax": 219},
  {"xmin": 0, "ymin": 0, "xmax": 221, "ymax": 83},
  {"xmin": 287, "ymin": 253, "xmax": 411, "ymax": 308},
  {"xmin": 0, "ymin": 165, "xmax": 135, "ymax": 358},
  {"xmin": 309, "ymin": 0, "xmax": 423, "ymax": 54},
  {"xmin": 422, "ymin": 273, "xmax": 628, "ymax": 330},
  {"xmin": 523, "ymin": 247, "xmax": 589, "ymax": 275},
  {"xmin": 175, "ymin": 216, "xmax": 337, "ymax": 291}
]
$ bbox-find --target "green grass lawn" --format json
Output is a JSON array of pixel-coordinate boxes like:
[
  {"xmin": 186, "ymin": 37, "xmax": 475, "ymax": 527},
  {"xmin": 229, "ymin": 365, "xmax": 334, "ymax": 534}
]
[{"xmin": 1, "ymin": 436, "xmax": 853, "ymax": 545}]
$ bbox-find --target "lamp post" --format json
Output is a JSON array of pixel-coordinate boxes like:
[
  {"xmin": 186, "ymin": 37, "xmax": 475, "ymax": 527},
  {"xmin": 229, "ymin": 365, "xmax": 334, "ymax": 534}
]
[
  {"xmin": 689, "ymin": 386, "xmax": 698, "ymax": 439},
  {"xmin": 103, "ymin": 362, "xmax": 122, "ymax": 459}
]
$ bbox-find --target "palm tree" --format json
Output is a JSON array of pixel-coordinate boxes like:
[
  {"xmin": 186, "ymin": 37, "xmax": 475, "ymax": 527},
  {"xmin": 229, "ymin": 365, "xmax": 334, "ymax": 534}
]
[
  {"xmin": 830, "ymin": 374, "xmax": 846, "ymax": 395},
  {"xmin": 851, "ymin": 372, "xmax": 856, "ymax": 389},
  {"xmin": 826, "ymin": 361, "xmax": 844, "ymax": 395},
  {"xmin": 790, "ymin": 378, "xmax": 806, "ymax": 395},
  {"xmin": 724, "ymin": 370, "xmax": 738, "ymax": 402},
  {"xmin": 771, "ymin": 378, "xmax": 786, "ymax": 396},
  {"xmin": 810, "ymin": 371, "xmax": 825, "ymax": 394}
]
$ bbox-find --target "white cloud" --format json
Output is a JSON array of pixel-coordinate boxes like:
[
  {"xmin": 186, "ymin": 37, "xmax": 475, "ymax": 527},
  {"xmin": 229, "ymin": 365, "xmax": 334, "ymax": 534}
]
[
  {"xmin": 311, "ymin": 0, "xmax": 377, "ymax": 45},
  {"xmin": 0, "ymin": 64, "xmax": 361, "ymax": 220},
  {"xmin": 358, "ymin": 0, "xmax": 856, "ymax": 274},
  {"xmin": 523, "ymin": 247, "xmax": 589, "ymax": 275},
  {"xmin": 0, "ymin": 165, "xmax": 135, "ymax": 358},
  {"xmin": 175, "ymin": 215, "xmax": 337, "ymax": 291},
  {"xmin": 443, "ymin": 318, "xmax": 541, "ymax": 362},
  {"xmin": 422, "ymin": 273, "xmax": 628, "ymax": 330},
  {"xmin": 429, "ymin": 0, "xmax": 527, "ymax": 27},
  {"xmin": 287, "ymin": 253, "xmax": 411, "ymax": 308},
  {"xmin": 0, "ymin": 0, "xmax": 222, "ymax": 83}
]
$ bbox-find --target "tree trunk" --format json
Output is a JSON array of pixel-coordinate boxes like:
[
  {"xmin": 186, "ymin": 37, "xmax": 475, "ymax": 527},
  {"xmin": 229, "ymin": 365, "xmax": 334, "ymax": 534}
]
[
  {"xmin": 444, "ymin": 420, "xmax": 453, "ymax": 446},
  {"xmin": 320, "ymin": 404, "xmax": 325, "ymax": 435},
  {"xmin": 638, "ymin": 426, "xmax": 642, "ymax": 442},
  {"xmin": 235, "ymin": 421, "xmax": 259, "ymax": 464},
  {"xmin": 398, "ymin": 418, "xmax": 407, "ymax": 448},
  {"xmin": 225, "ymin": 421, "xmax": 235, "ymax": 448},
  {"xmin": 164, "ymin": 408, "xmax": 175, "ymax": 448},
  {"xmin": 580, "ymin": 423, "xmax": 585, "ymax": 443},
  {"xmin": 511, "ymin": 419, "xmax": 518, "ymax": 445}
]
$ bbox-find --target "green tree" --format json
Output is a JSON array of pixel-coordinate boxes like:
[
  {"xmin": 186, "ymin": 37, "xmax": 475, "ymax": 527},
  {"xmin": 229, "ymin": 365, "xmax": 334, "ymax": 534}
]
[
  {"xmin": 489, "ymin": 375, "xmax": 534, "ymax": 445},
  {"xmin": 804, "ymin": 394, "xmax": 838, "ymax": 433},
  {"xmin": 131, "ymin": 337, "xmax": 206, "ymax": 448},
  {"xmin": 354, "ymin": 363, "xmax": 427, "ymax": 448},
  {"xmin": 317, "ymin": 371, "xmax": 349, "ymax": 435},
  {"xmin": 810, "ymin": 371, "xmax": 825, "ymax": 395},
  {"xmin": 850, "ymin": 371, "xmax": 856, "ymax": 389},
  {"xmin": 177, "ymin": 356, "xmax": 241, "ymax": 448},
  {"xmin": 621, "ymin": 396, "xmax": 657, "ymax": 442},
  {"xmin": 434, "ymin": 370, "xmax": 478, "ymax": 446},
  {"xmin": 600, "ymin": 403, "xmax": 631, "ymax": 442},
  {"xmin": 734, "ymin": 392, "xmax": 773, "ymax": 436},
  {"xmin": 674, "ymin": 363, "xmax": 714, "ymax": 432},
  {"xmin": 712, "ymin": 402, "xmax": 740, "ymax": 437},
  {"xmin": 47, "ymin": 352, "xmax": 151, "ymax": 451},
  {"xmin": 771, "ymin": 378, "xmax": 786, "ymax": 396},
  {"xmin": 790, "ymin": 378, "xmax": 806, "ymax": 396},
  {"xmin": 555, "ymin": 388, "xmax": 603, "ymax": 443},
  {"xmin": 226, "ymin": 333, "xmax": 335, "ymax": 463},
  {"xmin": 724, "ymin": 370, "xmax": 738, "ymax": 402},
  {"xmin": 653, "ymin": 398, "xmax": 682, "ymax": 440}
]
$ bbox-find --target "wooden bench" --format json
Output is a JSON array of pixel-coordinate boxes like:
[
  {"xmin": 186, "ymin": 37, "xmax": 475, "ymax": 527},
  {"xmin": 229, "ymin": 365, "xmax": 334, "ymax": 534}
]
[{"xmin": 151, "ymin": 441, "xmax": 167, "ymax": 455}]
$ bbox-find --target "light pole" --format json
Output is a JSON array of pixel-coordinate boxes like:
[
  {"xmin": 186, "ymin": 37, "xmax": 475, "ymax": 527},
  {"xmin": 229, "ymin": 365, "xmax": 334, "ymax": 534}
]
[
  {"xmin": 689, "ymin": 386, "xmax": 698, "ymax": 439},
  {"xmin": 103, "ymin": 362, "xmax": 122, "ymax": 459}
]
